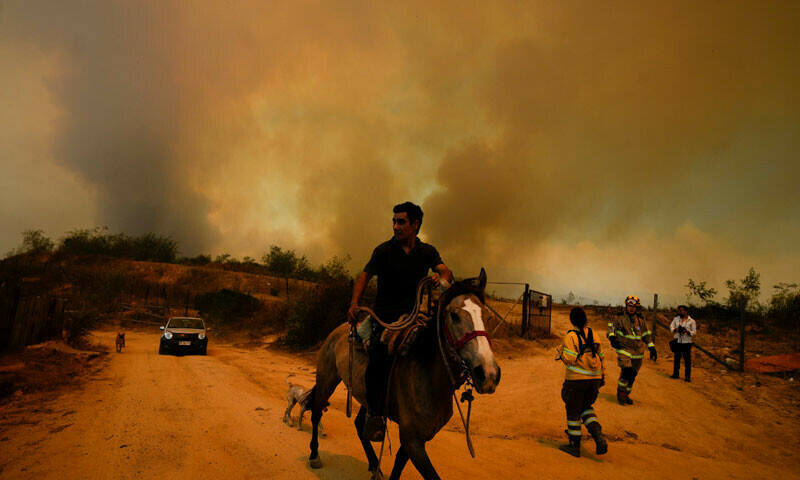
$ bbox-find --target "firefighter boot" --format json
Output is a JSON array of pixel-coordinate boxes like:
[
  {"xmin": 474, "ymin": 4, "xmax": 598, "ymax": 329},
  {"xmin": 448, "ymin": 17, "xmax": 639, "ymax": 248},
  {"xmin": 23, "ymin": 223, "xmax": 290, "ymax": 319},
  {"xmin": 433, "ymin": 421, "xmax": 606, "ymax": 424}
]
[
  {"xmin": 558, "ymin": 431, "xmax": 581, "ymax": 458},
  {"xmin": 587, "ymin": 423, "xmax": 608, "ymax": 455},
  {"xmin": 617, "ymin": 390, "xmax": 628, "ymax": 406}
]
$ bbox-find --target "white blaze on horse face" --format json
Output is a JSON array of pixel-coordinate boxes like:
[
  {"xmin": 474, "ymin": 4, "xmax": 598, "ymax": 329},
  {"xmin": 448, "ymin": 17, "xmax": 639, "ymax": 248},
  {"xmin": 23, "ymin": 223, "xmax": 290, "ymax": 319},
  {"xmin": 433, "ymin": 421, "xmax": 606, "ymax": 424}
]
[{"xmin": 462, "ymin": 298, "xmax": 493, "ymax": 359}]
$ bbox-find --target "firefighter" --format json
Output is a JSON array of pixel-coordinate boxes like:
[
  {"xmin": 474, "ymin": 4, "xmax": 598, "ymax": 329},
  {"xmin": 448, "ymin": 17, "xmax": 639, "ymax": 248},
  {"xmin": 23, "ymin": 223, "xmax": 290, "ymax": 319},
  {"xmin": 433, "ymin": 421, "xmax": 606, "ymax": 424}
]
[
  {"xmin": 607, "ymin": 295, "xmax": 656, "ymax": 405},
  {"xmin": 557, "ymin": 307, "xmax": 608, "ymax": 457}
]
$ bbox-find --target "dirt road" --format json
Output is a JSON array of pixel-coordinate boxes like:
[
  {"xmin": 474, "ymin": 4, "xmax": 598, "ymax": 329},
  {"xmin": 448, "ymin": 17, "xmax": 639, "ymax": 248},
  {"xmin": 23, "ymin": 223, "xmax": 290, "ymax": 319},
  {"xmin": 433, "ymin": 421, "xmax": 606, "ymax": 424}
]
[{"xmin": 1, "ymin": 311, "xmax": 798, "ymax": 480}]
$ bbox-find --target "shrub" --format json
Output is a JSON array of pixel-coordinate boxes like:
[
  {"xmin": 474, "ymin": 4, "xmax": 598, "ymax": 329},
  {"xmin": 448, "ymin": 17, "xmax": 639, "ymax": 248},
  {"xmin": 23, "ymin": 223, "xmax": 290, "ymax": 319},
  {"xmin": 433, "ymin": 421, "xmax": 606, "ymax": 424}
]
[
  {"xmin": 283, "ymin": 280, "xmax": 351, "ymax": 348},
  {"xmin": 57, "ymin": 227, "xmax": 178, "ymax": 263},
  {"xmin": 5, "ymin": 229, "xmax": 55, "ymax": 257},
  {"xmin": 769, "ymin": 283, "xmax": 800, "ymax": 328},
  {"xmin": 194, "ymin": 289, "xmax": 261, "ymax": 325},
  {"xmin": 180, "ymin": 254, "xmax": 212, "ymax": 266}
]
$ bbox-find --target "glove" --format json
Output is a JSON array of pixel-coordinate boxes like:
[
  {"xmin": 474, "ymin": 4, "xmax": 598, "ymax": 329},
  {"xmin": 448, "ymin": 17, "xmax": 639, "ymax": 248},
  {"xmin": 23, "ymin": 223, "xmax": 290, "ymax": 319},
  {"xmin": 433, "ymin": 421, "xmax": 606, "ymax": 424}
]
[
  {"xmin": 649, "ymin": 346, "xmax": 658, "ymax": 361},
  {"xmin": 609, "ymin": 336, "xmax": 621, "ymax": 350}
]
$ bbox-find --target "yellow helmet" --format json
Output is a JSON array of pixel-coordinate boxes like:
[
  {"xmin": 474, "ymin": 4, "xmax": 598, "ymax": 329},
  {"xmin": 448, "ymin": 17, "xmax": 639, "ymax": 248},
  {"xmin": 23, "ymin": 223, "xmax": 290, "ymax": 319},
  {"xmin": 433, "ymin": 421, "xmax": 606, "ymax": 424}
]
[{"xmin": 625, "ymin": 295, "xmax": 641, "ymax": 307}]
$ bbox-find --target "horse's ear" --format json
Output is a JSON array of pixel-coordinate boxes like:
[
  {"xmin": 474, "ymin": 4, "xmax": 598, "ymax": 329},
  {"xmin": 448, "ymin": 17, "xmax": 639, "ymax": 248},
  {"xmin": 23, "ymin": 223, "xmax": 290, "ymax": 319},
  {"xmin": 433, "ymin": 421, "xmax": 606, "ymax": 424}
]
[{"xmin": 478, "ymin": 267, "xmax": 487, "ymax": 292}]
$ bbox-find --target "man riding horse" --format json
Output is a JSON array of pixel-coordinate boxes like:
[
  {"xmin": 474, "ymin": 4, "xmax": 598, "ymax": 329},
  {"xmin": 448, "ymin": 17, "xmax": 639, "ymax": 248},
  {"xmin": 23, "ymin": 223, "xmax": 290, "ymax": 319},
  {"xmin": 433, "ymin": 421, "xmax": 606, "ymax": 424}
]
[{"xmin": 348, "ymin": 201, "xmax": 454, "ymax": 442}]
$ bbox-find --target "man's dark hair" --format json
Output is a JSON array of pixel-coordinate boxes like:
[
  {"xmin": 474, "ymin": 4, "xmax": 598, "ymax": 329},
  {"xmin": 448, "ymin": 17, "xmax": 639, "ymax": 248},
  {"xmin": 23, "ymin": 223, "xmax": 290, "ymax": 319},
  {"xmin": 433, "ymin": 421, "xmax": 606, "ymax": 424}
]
[
  {"xmin": 569, "ymin": 307, "xmax": 587, "ymax": 328},
  {"xmin": 393, "ymin": 201, "xmax": 424, "ymax": 233},
  {"xmin": 678, "ymin": 305, "xmax": 689, "ymax": 311}
]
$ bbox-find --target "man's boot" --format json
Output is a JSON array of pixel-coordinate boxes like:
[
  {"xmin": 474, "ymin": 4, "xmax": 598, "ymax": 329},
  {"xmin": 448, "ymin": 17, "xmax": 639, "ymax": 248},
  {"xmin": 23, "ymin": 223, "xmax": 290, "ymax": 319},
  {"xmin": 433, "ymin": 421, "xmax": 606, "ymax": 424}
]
[
  {"xmin": 558, "ymin": 432, "xmax": 581, "ymax": 458},
  {"xmin": 626, "ymin": 394, "xmax": 634, "ymax": 405},
  {"xmin": 587, "ymin": 423, "xmax": 608, "ymax": 455},
  {"xmin": 617, "ymin": 390, "xmax": 628, "ymax": 406},
  {"xmin": 362, "ymin": 412, "xmax": 386, "ymax": 442}
]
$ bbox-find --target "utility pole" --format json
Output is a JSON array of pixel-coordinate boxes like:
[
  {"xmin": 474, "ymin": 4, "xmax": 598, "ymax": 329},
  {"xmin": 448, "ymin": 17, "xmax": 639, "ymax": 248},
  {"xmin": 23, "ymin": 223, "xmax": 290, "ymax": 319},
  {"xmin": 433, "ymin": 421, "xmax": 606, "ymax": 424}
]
[{"xmin": 652, "ymin": 293, "xmax": 659, "ymax": 341}]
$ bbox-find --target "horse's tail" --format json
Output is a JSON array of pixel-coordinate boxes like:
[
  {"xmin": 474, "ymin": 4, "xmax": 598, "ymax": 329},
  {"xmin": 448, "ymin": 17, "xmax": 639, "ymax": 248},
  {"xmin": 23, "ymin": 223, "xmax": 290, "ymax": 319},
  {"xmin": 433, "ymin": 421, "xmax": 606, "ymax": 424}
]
[{"xmin": 299, "ymin": 385, "xmax": 316, "ymax": 410}]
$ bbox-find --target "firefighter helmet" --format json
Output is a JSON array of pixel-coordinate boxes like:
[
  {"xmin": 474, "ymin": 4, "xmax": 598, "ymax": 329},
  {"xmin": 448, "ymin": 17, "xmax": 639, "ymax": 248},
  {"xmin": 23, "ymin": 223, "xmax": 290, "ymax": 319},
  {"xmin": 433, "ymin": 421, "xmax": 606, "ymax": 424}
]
[{"xmin": 624, "ymin": 295, "xmax": 641, "ymax": 307}]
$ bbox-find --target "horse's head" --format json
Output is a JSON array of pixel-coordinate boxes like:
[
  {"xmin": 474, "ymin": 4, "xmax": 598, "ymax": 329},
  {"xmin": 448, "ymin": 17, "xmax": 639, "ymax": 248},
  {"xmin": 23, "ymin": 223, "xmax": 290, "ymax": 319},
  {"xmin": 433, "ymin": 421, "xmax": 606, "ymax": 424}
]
[{"xmin": 441, "ymin": 268, "xmax": 501, "ymax": 394}]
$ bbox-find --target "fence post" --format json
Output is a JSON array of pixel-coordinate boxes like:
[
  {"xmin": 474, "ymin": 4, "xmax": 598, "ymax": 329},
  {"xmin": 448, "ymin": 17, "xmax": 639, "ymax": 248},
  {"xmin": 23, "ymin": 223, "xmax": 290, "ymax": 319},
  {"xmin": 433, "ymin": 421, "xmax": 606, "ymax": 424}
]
[
  {"xmin": 652, "ymin": 293, "xmax": 658, "ymax": 342},
  {"xmin": 184, "ymin": 291, "xmax": 190, "ymax": 316},
  {"xmin": 521, "ymin": 284, "xmax": 530, "ymax": 338},
  {"xmin": 285, "ymin": 277, "xmax": 290, "ymax": 301},
  {"xmin": 739, "ymin": 301, "xmax": 746, "ymax": 372}
]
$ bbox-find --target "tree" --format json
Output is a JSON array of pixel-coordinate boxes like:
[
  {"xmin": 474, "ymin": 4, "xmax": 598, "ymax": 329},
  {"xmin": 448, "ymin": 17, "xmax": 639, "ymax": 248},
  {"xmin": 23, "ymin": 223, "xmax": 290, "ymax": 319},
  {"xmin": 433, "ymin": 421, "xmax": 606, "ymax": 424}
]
[
  {"xmin": 317, "ymin": 254, "xmax": 351, "ymax": 282},
  {"xmin": 9, "ymin": 229, "xmax": 55, "ymax": 256},
  {"xmin": 566, "ymin": 292, "xmax": 576, "ymax": 305},
  {"xmin": 725, "ymin": 267, "xmax": 761, "ymax": 310},
  {"xmin": 262, "ymin": 245, "xmax": 305, "ymax": 277},
  {"xmin": 686, "ymin": 279, "xmax": 718, "ymax": 305}
]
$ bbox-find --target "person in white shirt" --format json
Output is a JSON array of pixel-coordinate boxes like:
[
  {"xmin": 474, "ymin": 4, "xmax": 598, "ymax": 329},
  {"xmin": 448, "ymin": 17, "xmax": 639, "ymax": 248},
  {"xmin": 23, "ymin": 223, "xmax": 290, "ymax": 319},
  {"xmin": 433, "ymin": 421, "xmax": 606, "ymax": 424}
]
[{"xmin": 670, "ymin": 305, "xmax": 697, "ymax": 382}]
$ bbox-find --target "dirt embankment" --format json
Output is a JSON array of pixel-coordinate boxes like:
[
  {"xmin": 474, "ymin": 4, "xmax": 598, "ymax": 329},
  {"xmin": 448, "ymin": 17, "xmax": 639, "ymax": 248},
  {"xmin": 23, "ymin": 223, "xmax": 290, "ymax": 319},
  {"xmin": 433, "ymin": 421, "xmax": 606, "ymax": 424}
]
[{"xmin": 1, "ymin": 306, "xmax": 799, "ymax": 480}]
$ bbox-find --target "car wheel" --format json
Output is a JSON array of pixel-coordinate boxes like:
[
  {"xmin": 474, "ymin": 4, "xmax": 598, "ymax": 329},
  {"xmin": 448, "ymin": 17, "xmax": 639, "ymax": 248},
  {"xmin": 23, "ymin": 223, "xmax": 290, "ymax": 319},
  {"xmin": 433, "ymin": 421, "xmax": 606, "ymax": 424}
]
[
  {"xmin": 200, "ymin": 345, "xmax": 207, "ymax": 356},
  {"xmin": 159, "ymin": 344, "xmax": 165, "ymax": 355}
]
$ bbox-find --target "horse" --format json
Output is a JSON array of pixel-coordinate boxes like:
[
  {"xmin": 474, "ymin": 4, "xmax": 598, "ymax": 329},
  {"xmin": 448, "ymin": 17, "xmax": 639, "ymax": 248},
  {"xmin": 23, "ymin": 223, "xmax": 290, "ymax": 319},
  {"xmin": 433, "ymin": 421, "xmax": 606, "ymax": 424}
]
[{"xmin": 302, "ymin": 269, "xmax": 501, "ymax": 479}]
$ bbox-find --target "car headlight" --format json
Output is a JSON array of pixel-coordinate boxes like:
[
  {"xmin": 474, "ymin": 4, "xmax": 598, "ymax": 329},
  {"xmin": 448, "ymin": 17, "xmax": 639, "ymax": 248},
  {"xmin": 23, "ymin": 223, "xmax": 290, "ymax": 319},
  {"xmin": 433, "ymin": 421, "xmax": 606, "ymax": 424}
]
[
  {"xmin": 198, "ymin": 333, "xmax": 206, "ymax": 340},
  {"xmin": 164, "ymin": 331, "xmax": 173, "ymax": 340}
]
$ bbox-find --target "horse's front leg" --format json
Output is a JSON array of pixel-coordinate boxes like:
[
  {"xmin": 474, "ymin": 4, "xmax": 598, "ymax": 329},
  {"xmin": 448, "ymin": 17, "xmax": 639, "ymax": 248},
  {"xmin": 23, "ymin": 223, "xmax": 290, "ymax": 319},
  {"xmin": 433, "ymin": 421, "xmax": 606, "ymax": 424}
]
[
  {"xmin": 388, "ymin": 445, "xmax": 409, "ymax": 480},
  {"xmin": 401, "ymin": 437, "xmax": 440, "ymax": 480},
  {"xmin": 309, "ymin": 407, "xmax": 323, "ymax": 469},
  {"xmin": 354, "ymin": 406, "xmax": 380, "ymax": 474}
]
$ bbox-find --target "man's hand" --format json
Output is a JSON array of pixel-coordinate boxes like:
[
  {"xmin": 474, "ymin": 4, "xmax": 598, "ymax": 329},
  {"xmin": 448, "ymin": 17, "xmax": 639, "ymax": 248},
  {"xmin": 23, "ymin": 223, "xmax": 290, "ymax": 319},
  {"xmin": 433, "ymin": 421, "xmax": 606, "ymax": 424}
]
[
  {"xmin": 347, "ymin": 303, "xmax": 359, "ymax": 323},
  {"xmin": 649, "ymin": 346, "xmax": 658, "ymax": 361},
  {"xmin": 599, "ymin": 376, "xmax": 605, "ymax": 388},
  {"xmin": 678, "ymin": 326, "xmax": 686, "ymax": 334},
  {"xmin": 431, "ymin": 273, "xmax": 451, "ymax": 289},
  {"xmin": 609, "ymin": 336, "xmax": 621, "ymax": 350}
]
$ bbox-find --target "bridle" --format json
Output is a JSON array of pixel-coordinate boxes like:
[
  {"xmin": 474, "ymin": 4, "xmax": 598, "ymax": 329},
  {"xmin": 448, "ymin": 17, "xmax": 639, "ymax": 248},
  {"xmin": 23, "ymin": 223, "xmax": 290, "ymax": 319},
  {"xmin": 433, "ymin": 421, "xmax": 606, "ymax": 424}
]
[{"xmin": 442, "ymin": 314, "xmax": 492, "ymax": 351}]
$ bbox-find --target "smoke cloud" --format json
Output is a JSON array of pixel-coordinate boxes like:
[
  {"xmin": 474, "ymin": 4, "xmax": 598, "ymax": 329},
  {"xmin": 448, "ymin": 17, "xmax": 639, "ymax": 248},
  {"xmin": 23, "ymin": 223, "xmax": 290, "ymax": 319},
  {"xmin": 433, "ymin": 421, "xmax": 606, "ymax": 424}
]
[{"xmin": 1, "ymin": 1, "xmax": 798, "ymax": 302}]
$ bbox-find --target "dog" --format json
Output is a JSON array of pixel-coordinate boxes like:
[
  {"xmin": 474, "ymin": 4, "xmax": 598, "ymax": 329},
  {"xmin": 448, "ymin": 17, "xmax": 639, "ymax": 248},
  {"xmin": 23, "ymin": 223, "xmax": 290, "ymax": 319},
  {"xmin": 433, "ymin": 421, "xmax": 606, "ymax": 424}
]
[
  {"xmin": 283, "ymin": 375, "xmax": 324, "ymax": 437},
  {"xmin": 115, "ymin": 332, "xmax": 126, "ymax": 353}
]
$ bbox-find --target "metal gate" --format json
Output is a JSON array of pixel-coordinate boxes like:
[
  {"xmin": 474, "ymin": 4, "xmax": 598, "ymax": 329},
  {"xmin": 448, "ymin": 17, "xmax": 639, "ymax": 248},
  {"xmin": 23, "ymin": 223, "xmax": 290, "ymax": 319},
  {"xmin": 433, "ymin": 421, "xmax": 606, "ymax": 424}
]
[{"xmin": 524, "ymin": 288, "xmax": 552, "ymax": 337}]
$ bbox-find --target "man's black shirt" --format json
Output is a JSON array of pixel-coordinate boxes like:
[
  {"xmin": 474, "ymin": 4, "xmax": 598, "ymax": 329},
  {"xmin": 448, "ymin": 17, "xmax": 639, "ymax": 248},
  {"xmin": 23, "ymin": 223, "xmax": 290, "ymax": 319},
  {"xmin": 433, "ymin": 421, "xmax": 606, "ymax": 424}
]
[{"xmin": 364, "ymin": 237, "xmax": 443, "ymax": 318}]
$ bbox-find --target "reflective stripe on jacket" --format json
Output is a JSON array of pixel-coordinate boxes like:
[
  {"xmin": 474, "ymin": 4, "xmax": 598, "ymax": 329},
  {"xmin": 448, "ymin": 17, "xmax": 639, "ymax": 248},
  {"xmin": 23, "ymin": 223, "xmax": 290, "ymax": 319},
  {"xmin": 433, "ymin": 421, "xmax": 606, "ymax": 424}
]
[
  {"xmin": 607, "ymin": 313, "xmax": 653, "ymax": 358},
  {"xmin": 560, "ymin": 328, "xmax": 605, "ymax": 380}
]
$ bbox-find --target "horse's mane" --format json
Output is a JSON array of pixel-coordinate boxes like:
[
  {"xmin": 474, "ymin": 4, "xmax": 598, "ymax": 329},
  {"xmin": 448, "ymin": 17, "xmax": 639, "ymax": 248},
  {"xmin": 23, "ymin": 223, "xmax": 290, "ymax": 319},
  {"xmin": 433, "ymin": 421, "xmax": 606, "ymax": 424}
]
[{"xmin": 439, "ymin": 277, "xmax": 485, "ymax": 307}]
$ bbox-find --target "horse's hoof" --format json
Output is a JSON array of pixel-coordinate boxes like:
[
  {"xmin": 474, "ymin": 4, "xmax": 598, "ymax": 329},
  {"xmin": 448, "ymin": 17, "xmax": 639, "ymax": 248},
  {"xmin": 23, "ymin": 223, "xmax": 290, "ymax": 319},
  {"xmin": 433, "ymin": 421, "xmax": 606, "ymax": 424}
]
[
  {"xmin": 370, "ymin": 469, "xmax": 385, "ymax": 480},
  {"xmin": 309, "ymin": 457, "xmax": 323, "ymax": 469}
]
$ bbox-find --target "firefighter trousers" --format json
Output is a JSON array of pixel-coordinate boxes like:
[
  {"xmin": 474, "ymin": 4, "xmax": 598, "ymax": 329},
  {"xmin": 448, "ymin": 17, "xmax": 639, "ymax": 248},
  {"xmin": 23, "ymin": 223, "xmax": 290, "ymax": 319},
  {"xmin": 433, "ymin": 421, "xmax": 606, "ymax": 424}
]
[{"xmin": 561, "ymin": 379, "xmax": 602, "ymax": 438}]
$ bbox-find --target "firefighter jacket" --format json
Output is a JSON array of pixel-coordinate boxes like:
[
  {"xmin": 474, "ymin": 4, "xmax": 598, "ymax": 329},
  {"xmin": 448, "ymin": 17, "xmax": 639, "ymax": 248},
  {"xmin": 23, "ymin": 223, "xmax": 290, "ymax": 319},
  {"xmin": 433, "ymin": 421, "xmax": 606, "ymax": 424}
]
[
  {"xmin": 560, "ymin": 327, "xmax": 605, "ymax": 380},
  {"xmin": 607, "ymin": 313, "xmax": 654, "ymax": 360}
]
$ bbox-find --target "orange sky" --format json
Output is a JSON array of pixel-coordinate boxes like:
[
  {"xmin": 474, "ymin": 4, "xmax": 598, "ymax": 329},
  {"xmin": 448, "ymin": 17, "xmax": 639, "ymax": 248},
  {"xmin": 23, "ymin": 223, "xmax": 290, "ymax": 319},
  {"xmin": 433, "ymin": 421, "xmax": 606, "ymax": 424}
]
[{"xmin": 1, "ymin": 1, "xmax": 798, "ymax": 304}]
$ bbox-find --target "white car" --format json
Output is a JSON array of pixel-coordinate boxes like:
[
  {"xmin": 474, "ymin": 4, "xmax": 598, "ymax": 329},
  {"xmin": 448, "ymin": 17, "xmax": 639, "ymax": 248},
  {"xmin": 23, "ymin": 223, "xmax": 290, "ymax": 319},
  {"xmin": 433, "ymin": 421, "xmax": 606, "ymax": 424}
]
[{"xmin": 159, "ymin": 317, "xmax": 209, "ymax": 355}]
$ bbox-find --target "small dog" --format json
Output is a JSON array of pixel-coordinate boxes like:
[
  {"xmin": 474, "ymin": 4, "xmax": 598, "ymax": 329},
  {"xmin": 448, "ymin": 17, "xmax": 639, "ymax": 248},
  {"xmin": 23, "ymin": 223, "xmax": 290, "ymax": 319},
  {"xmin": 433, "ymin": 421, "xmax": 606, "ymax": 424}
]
[
  {"xmin": 115, "ymin": 332, "xmax": 126, "ymax": 353},
  {"xmin": 283, "ymin": 375, "xmax": 324, "ymax": 436}
]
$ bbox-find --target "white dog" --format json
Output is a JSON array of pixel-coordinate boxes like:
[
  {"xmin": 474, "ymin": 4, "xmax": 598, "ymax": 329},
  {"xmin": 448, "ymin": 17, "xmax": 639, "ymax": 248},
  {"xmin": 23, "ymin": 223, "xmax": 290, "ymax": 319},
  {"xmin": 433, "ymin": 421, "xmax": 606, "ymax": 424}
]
[{"xmin": 283, "ymin": 375, "xmax": 325, "ymax": 437}]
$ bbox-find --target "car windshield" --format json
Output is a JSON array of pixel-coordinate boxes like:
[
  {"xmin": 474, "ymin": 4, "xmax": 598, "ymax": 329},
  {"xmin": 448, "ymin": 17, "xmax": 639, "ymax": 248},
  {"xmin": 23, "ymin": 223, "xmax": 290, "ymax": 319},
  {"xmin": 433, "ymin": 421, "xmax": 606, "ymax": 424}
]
[{"xmin": 167, "ymin": 318, "xmax": 204, "ymax": 329}]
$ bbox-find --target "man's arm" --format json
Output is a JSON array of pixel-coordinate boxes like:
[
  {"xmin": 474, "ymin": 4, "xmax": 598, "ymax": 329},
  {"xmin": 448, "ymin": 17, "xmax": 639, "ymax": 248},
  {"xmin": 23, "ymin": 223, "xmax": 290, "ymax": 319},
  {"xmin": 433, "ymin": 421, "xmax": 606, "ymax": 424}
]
[
  {"xmin": 687, "ymin": 318, "xmax": 697, "ymax": 337},
  {"xmin": 432, "ymin": 263, "xmax": 454, "ymax": 287},
  {"xmin": 347, "ymin": 271, "xmax": 373, "ymax": 321}
]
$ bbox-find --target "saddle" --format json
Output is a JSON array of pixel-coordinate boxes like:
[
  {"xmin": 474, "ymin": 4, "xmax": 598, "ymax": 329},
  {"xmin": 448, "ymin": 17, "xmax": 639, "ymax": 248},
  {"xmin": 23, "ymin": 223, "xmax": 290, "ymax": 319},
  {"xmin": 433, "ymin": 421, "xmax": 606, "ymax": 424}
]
[
  {"xmin": 356, "ymin": 315, "xmax": 428, "ymax": 356},
  {"xmin": 381, "ymin": 321, "xmax": 425, "ymax": 356}
]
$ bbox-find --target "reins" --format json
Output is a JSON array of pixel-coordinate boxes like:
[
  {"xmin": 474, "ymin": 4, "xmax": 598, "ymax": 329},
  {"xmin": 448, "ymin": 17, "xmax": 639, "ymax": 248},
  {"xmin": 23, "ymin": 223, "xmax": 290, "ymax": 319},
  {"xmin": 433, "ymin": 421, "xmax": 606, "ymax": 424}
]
[{"xmin": 361, "ymin": 276, "xmax": 489, "ymax": 469}]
